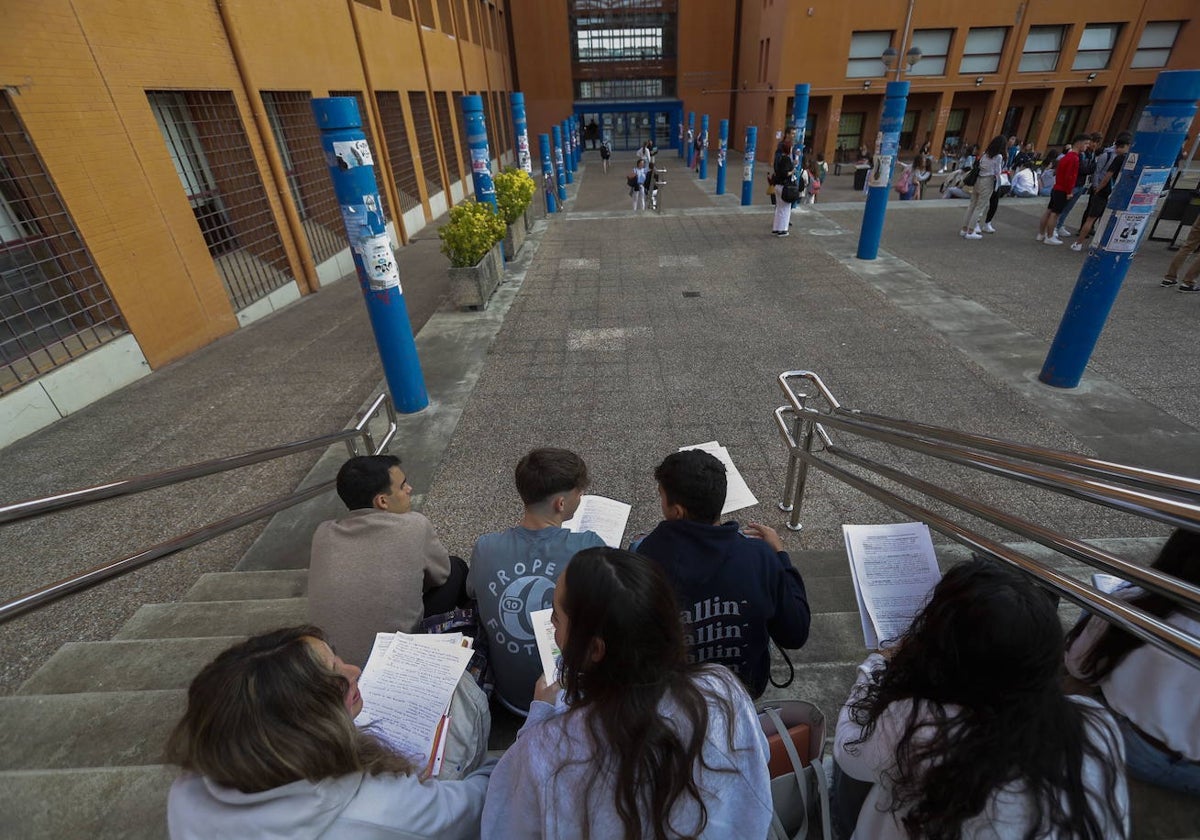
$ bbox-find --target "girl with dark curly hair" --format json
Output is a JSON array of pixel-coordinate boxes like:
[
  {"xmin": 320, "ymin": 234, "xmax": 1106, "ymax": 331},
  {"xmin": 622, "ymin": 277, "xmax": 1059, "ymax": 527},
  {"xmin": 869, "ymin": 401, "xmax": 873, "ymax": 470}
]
[
  {"xmin": 834, "ymin": 559, "xmax": 1128, "ymax": 840},
  {"xmin": 482, "ymin": 547, "xmax": 773, "ymax": 839}
]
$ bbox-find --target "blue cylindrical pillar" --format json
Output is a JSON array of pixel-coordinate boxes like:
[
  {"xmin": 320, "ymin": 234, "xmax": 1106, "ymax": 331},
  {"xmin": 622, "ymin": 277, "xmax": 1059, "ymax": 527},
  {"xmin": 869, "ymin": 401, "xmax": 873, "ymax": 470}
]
[
  {"xmin": 792, "ymin": 84, "xmax": 811, "ymax": 155},
  {"xmin": 698, "ymin": 115, "xmax": 710, "ymax": 180},
  {"xmin": 538, "ymin": 132, "xmax": 557, "ymax": 213},
  {"xmin": 511, "ymin": 92, "xmax": 531, "ymax": 174},
  {"xmin": 312, "ymin": 97, "xmax": 428, "ymax": 413},
  {"xmin": 572, "ymin": 116, "xmax": 581, "ymax": 166},
  {"xmin": 1040, "ymin": 70, "xmax": 1200, "ymax": 388},
  {"xmin": 567, "ymin": 118, "xmax": 578, "ymax": 172},
  {"xmin": 552, "ymin": 124, "xmax": 567, "ymax": 201},
  {"xmin": 686, "ymin": 112, "xmax": 696, "ymax": 168},
  {"xmin": 561, "ymin": 120, "xmax": 574, "ymax": 183},
  {"xmin": 741, "ymin": 125, "xmax": 757, "ymax": 206},
  {"xmin": 716, "ymin": 119, "xmax": 729, "ymax": 195},
  {"xmin": 856, "ymin": 80, "xmax": 909, "ymax": 260},
  {"xmin": 461, "ymin": 95, "xmax": 496, "ymax": 209}
]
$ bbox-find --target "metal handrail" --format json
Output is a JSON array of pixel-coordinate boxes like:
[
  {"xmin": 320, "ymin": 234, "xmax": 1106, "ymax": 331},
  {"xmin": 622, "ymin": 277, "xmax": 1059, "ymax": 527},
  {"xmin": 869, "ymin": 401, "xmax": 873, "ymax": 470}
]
[
  {"xmin": 772, "ymin": 371, "xmax": 1200, "ymax": 671},
  {"xmin": 0, "ymin": 394, "xmax": 397, "ymax": 623}
]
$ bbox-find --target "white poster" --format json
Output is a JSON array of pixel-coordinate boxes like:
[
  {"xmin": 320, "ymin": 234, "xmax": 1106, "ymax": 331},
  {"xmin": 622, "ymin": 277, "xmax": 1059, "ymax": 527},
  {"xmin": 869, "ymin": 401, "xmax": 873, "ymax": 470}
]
[
  {"xmin": 359, "ymin": 234, "xmax": 401, "ymax": 291},
  {"xmin": 332, "ymin": 139, "xmax": 373, "ymax": 169},
  {"xmin": 1102, "ymin": 212, "xmax": 1149, "ymax": 253}
]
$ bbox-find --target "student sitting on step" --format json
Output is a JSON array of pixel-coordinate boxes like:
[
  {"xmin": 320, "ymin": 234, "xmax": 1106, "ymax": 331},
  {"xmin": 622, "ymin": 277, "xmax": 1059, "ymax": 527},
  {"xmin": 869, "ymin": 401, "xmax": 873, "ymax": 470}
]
[
  {"xmin": 1065, "ymin": 528, "xmax": 1200, "ymax": 796},
  {"xmin": 166, "ymin": 625, "xmax": 493, "ymax": 839},
  {"xmin": 467, "ymin": 448, "xmax": 605, "ymax": 715},
  {"xmin": 634, "ymin": 449, "xmax": 811, "ymax": 698},
  {"xmin": 308, "ymin": 454, "xmax": 469, "ymax": 667},
  {"xmin": 832, "ymin": 559, "xmax": 1129, "ymax": 840},
  {"xmin": 481, "ymin": 547, "xmax": 773, "ymax": 838}
]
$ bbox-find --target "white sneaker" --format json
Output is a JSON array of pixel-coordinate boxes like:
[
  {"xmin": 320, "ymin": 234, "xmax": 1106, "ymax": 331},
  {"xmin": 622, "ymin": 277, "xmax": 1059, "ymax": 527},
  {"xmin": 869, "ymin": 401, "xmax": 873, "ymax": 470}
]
[
  {"xmin": 983, "ymin": 223, "xmax": 996, "ymax": 233},
  {"xmin": 1070, "ymin": 242, "xmax": 1083, "ymax": 251},
  {"xmin": 1036, "ymin": 233, "xmax": 1045, "ymax": 241},
  {"xmin": 1045, "ymin": 236, "xmax": 1064, "ymax": 245},
  {"xmin": 937, "ymin": 168, "xmax": 946, "ymax": 174},
  {"xmin": 973, "ymin": 225, "xmax": 982, "ymax": 235},
  {"xmin": 1056, "ymin": 226, "xmax": 1071, "ymax": 238},
  {"xmin": 963, "ymin": 232, "xmax": 983, "ymax": 240},
  {"xmin": 959, "ymin": 229, "xmax": 967, "ymax": 237}
]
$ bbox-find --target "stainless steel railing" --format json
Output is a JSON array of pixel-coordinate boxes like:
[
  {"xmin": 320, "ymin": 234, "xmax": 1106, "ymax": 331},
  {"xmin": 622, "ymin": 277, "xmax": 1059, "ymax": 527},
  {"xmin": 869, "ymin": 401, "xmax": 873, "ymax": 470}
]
[
  {"xmin": 773, "ymin": 370, "xmax": 1200, "ymax": 670},
  {"xmin": 0, "ymin": 394, "xmax": 397, "ymax": 623}
]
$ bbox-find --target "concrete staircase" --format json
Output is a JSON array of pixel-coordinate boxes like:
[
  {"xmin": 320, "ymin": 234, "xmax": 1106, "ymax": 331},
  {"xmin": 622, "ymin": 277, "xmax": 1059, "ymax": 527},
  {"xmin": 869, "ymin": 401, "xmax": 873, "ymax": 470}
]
[{"xmin": 2, "ymin": 547, "xmax": 1197, "ymax": 838}]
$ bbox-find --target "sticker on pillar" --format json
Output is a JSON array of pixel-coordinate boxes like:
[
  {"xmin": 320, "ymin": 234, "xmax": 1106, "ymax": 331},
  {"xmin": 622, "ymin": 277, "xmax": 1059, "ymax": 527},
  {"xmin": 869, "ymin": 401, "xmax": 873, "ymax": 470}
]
[
  {"xmin": 718, "ymin": 142, "xmax": 727, "ymax": 167},
  {"xmin": 471, "ymin": 147, "xmax": 490, "ymax": 175},
  {"xmin": 340, "ymin": 204, "xmax": 371, "ymax": 248},
  {"xmin": 1102, "ymin": 213, "xmax": 1149, "ymax": 253},
  {"xmin": 518, "ymin": 135, "xmax": 531, "ymax": 170},
  {"xmin": 869, "ymin": 155, "xmax": 892, "ymax": 188},
  {"xmin": 1127, "ymin": 168, "xmax": 1170, "ymax": 214},
  {"xmin": 332, "ymin": 140, "xmax": 374, "ymax": 170},
  {"xmin": 359, "ymin": 234, "xmax": 401, "ymax": 291}
]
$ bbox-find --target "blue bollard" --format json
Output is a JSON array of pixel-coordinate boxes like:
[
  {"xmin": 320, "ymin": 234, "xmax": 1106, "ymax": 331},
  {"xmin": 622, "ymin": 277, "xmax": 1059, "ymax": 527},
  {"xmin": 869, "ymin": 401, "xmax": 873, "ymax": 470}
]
[
  {"xmin": 1040, "ymin": 70, "xmax": 1200, "ymax": 388},
  {"xmin": 461, "ymin": 95, "xmax": 496, "ymax": 210},
  {"xmin": 567, "ymin": 118, "xmax": 578, "ymax": 172},
  {"xmin": 552, "ymin": 124, "xmax": 567, "ymax": 202},
  {"xmin": 511, "ymin": 93, "xmax": 531, "ymax": 174},
  {"xmin": 793, "ymin": 83, "xmax": 810, "ymax": 165},
  {"xmin": 716, "ymin": 119, "xmax": 729, "ymax": 195},
  {"xmin": 561, "ymin": 120, "xmax": 574, "ymax": 184},
  {"xmin": 741, "ymin": 126, "xmax": 757, "ymax": 206},
  {"xmin": 856, "ymin": 80, "xmax": 910, "ymax": 260},
  {"xmin": 311, "ymin": 98, "xmax": 428, "ymax": 413},
  {"xmin": 538, "ymin": 133, "xmax": 557, "ymax": 213},
  {"xmin": 572, "ymin": 116, "xmax": 581, "ymax": 167},
  {"xmin": 699, "ymin": 115, "xmax": 710, "ymax": 180},
  {"xmin": 686, "ymin": 112, "xmax": 696, "ymax": 168}
]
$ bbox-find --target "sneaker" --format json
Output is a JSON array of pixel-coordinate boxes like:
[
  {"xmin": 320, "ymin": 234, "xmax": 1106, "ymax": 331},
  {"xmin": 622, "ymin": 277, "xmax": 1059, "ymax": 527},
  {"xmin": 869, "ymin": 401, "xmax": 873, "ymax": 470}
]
[
  {"xmin": 1179, "ymin": 283, "xmax": 1199, "ymax": 293},
  {"xmin": 1162, "ymin": 277, "xmax": 1178, "ymax": 287},
  {"xmin": 1036, "ymin": 233, "xmax": 1045, "ymax": 242},
  {"xmin": 1070, "ymin": 242, "xmax": 1083, "ymax": 251},
  {"xmin": 777, "ymin": 230, "xmax": 790, "ymax": 237},
  {"xmin": 1044, "ymin": 236, "xmax": 1064, "ymax": 246},
  {"xmin": 973, "ymin": 225, "xmax": 982, "ymax": 235},
  {"xmin": 1056, "ymin": 226, "xmax": 1071, "ymax": 238},
  {"xmin": 982, "ymin": 223, "xmax": 996, "ymax": 233},
  {"xmin": 963, "ymin": 232, "xmax": 983, "ymax": 240}
]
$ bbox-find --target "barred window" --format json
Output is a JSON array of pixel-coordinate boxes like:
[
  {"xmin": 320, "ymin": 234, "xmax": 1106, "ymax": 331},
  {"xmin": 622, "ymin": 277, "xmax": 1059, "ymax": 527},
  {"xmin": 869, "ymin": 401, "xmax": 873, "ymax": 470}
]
[
  {"xmin": 375, "ymin": 92, "xmax": 423, "ymax": 215},
  {"xmin": 262, "ymin": 91, "xmax": 346, "ymax": 264},
  {"xmin": 1, "ymin": 93, "xmax": 126, "ymax": 394},
  {"xmin": 147, "ymin": 90, "xmax": 294, "ymax": 311},
  {"xmin": 434, "ymin": 91, "xmax": 464, "ymax": 182},
  {"xmin": 328, "ymin": 90, "xmax": 391, "ymax": 223},
  {"xmin": 407, "ymin": 91, "xmax": 443, "ymax": 196}
]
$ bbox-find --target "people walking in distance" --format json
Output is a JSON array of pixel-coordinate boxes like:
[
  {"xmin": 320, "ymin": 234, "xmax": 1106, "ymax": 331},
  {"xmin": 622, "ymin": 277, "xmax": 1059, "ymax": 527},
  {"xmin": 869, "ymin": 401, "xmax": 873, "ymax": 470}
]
[
  {"xmin": 1065, "ymin": 529, "xmax": 1200, "ymax": 795},
  {"xmin": 587, "ymin": 118, "xmax": 599, "ymax": 149},
  {"xmin": 637, "ymin": 140, "xmax": 653, "ymax": 168},
  {"xmin": 628, "ymin": 158, "xmax": 649, "ymax": 211},
  {"xmin": 692, "ymin": 131, "xmax": 703, "ymax": 172},
  {"xmin": 1039, "ymin": 135, "xmax": 1088, "ymax": 245},
  {"xmin": 599, "ymin": 137, "xmax": 611, "ymax": 172},
  {"xmin": 832, "ymin": 560, "xmax": 1129, "ymax": 840},
  {"xmin": 1162, "ymin": 181, "xmax": 1200, "ymax": 291},
  {"xmin": 1056, "ymin": 131, "xmax": 1101, "ymax": 239},
  {"xmin": 480, "ymin": 548, "xmax": 774, "ymax": 838},
  {"xmin": 1006, "ymin": 135, "xmax": 1021, "ymax": 167},
  {"xmin": 1072, "ymin": 132, "xmax": 1132, "ymax": 251},
  {"xmin": 815, "ymin": 151, "xmax": 829, "ymax": 185},
  {"xmin": 804, "ymin": 159, "xmax": 822, "ymax": 204},
  {"xmin": 960, "ymin": 135, "xmax": 1004, "ymax": 239},
  {"xmin": 770, "ymin": 137, "xmax": 797, "ymax": 235}
]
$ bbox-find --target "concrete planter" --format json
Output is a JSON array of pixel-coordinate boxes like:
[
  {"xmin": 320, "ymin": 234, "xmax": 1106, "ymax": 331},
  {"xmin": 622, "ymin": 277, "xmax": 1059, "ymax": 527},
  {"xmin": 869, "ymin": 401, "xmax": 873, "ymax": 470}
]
[
  {"xmin": 448, "ymin": 242, "xmax": 504, "ymax": 310},
  {"xmin": 503, "ymin": 218, "xmax": 526, "ymax": 261},
  {"xmin": 523, "ymin": 208, "xmax": 533, "ymax": 233}
]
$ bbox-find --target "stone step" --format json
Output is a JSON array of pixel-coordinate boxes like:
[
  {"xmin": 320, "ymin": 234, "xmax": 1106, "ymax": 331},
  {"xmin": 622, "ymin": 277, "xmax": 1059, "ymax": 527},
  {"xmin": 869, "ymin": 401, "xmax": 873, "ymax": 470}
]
[
  {"xmin": 0, "ymin": 690, "xmax": 184, "ymax": 770},
  {"xmin": 183, "ymin": 569, "xmax": 307, "ymax": 602},
  {"xmin": 787, "ymin": 611, "xmax": 870, "ymax": 665},
  {"xmin": 114, "ymin": 598, "xmax": 307, "ymax": 640},
  {"xmin": 0, "ymin": 765, "xmax": 174, "ymax": 840},
  {"xmin": 18, "ymin": 637, "xmax": 243, "ymax": 695},
  {"xmin": 1127, "ymin": 777, "xmax": 1200, "ymax": 840},
  {"xmin": 760, "ymin": 659, "xmax": 860, "ymax": 731}
]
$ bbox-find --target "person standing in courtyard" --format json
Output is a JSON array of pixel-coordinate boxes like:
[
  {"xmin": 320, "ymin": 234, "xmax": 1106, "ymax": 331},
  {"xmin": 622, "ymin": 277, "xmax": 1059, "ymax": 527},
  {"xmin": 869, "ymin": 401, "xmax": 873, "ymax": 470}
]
[
  {"xmin": 959, "ymin": 136, "xmax": 1004, "ymax": 239},
  {"xmin": 1072, "ymin": 133, "xmax": 1131, "ymax": 252},
  {"xmin": 1039, "ymin": 135, "xmax": 1087, "ymax": 245},
  {"xmin": 1162, "ymin": 180, "xmax": 1200, "ymax": 292},
  {"xmin": 771, "ymin": 137, "xmax": 797, "ymax": 236},
  {"xmin": 629, "ymin": 158, "xmax": 649, "ymax": 211}
]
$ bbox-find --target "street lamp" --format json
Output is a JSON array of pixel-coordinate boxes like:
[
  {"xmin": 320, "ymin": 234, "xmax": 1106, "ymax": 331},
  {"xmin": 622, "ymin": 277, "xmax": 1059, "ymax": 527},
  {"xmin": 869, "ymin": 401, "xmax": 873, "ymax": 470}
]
[{"xmin": 881, "ymin": 45, "xmax": 923, "ymax": 79}]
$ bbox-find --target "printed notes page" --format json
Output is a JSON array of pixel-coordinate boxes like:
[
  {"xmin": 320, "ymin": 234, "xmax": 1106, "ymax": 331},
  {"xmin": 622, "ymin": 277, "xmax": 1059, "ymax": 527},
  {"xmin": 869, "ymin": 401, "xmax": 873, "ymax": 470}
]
[
  {"xmin": 563, "ymin": 495, "xmax": 632, "ymax": 548},
  {"xmin": 843, "ymin": 522, "xmax": 942, "ymax": 648},
  {"xmin": 529, "ymin": 607, "xmax": 561, "ymax": 685},
  {"xmin": 679, "ymin": 441, "xmax": 758, "ymax": 515}
]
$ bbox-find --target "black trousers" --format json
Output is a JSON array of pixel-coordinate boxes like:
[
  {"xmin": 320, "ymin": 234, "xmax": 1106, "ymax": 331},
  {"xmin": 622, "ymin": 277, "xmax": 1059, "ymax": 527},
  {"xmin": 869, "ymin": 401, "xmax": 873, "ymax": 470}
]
[{"xmin": 423, "ymin": 555, "xmax": 471, "ymax": 616}]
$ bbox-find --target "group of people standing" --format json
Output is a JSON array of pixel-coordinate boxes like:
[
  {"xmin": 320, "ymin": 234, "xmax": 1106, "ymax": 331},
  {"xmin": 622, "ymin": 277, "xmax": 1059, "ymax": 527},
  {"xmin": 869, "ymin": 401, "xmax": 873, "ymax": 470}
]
[{"xmin": 768, "ymin": 127, "xmax": 827, "ymax": 236}]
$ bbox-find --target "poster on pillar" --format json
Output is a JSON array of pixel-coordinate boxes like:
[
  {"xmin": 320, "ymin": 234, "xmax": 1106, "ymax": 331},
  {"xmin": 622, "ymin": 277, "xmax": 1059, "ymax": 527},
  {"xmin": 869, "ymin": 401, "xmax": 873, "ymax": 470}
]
[{"xmin": 359, "ymin": 234, "xmax": 401, "ymax": 292}]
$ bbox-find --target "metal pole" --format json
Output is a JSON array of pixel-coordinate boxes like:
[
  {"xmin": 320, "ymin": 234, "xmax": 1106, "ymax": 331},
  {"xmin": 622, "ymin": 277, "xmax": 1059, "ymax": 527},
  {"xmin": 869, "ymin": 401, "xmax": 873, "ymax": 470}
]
[
  {"xmin": 538, "ymin": 132, "xmax": 557, "ymax": 213},
  {"xmin": 511, "ymin": 92, "xmax": 531, "ymax": 174},
  {"xmin": 716, "ymin": 118, "xmax": 729, "ymax": 195},
  {"xmin": 552, "ymin": 124, "xmax": 568, "ymax": 201},
  {"xmin": 1040, "ymin": 69, "xmax": 1200, "ymax": 388},
  {"xmin": 856, "ymin": 80, "xmax": 910, "ymax": 260},
  {"xmin": 792, "ymin": 83, "xmax": 810, "ymax": 158},
  {"xmin": 312, "ymin": 97, "xmax": 428, "ymax": 412},
  {"xmin": 561, "ymin": 120, "xmax": 574, "ymax": 183},
  {"xmin": 741, "ymin": 125, "xmax": 757, "ymax": 206},
  {"xmin": 686, "ymin": 111, "xmax": 696, "ymax": 168},
  {"xmin": 699, "ymin": 114, "xmax": 710, "ymax": 180},
  {"xmin": 461, "ymin": 95, "xmax": 497, "ymax": 210}
]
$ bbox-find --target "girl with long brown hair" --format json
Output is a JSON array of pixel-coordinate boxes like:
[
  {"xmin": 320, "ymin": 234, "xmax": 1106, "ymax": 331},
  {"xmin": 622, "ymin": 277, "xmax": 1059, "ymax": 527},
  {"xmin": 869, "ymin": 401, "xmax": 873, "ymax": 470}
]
[{"xmin": 481, "ymin": 547, "xmax": 772, "ymax": 839}]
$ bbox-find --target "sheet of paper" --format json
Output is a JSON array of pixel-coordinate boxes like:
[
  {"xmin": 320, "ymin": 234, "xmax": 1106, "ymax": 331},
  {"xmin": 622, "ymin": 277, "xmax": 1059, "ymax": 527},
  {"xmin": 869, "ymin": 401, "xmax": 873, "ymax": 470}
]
[
  {"xmin": 529, "ymin": 607, "xmax": 561, "ymax": 685},
  {"xmin": 353, "ymin": 633, "xmax": 473, "ymax": 764},
  {"xmin": 1092, "ymin": 573, "xmax": 1128, "ymax": 594},
  {"xmin": 842, "ymin": 523, "xmax": 942, "ymax": 648},
  {"xmin": 679, "ymin": 441, "xmax": 759, "ymax": 515},
  {"xmin": 842, "ymin": 533, "xmax": 880, "ymax": 648},
  {"xmin": 562, "ymin": 494, "xmax": 631, "ymax": 548}
]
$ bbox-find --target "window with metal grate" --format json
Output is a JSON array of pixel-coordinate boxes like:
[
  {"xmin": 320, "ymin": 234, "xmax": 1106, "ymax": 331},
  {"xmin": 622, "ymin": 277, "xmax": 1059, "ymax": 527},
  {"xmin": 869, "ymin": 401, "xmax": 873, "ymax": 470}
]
[
  {"xmin": 436, "ymin": 91, "xmax": 464, "ymax": 183},
  {"xmin": 261, "ymin": 91, "xmax": 346, "ymax": 264},
  {"xmin": 375, "ymin": 92, "xmax": 423, "ymax": 215},
  {"xmin": 407, "ymin": 91, "xmax": 443, "ymax": 196},
  {"xmin": 0, "ymin": 93, "xmax": 127, "ymax": 394}
]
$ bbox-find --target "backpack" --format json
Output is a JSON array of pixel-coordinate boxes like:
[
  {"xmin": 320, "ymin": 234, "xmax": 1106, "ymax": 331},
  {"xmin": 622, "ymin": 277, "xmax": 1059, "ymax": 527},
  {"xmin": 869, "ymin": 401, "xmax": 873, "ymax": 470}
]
[
  {"xmin": 809, "ymin": 175, "xmax": 822, "ymax": 194},
  {"xmin": 894, "ymin": 166, "xmax": 912, "ymax": 194},
  {"xmin": 780, "ymin": 176, "xmax": 801, "ymax": 204}
]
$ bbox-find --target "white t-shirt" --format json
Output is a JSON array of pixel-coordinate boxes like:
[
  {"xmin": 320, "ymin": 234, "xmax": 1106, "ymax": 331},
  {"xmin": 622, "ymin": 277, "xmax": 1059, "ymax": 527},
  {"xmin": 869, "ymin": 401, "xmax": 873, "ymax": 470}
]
[{"xmin": 835, "ymin": 654, "xmax": 1129, "ymax": 840}]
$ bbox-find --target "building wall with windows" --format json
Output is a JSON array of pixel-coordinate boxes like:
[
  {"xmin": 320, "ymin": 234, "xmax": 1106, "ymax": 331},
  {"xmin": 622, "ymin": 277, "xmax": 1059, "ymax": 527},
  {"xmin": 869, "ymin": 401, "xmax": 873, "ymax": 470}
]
[{"xmin": 0, "ymin": 0, "xmax": 516, "ymax": 446}]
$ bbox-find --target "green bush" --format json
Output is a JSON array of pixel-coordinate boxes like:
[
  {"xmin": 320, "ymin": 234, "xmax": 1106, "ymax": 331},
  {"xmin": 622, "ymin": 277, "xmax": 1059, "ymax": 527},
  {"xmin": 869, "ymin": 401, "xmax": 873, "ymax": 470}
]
[
  {"xmin": 438, "ymin": 200, "xmax": 506, "ymax": 268},
  {"xmin": 493, "ymin": 167, "xmax": 536, "ymax": 225}
]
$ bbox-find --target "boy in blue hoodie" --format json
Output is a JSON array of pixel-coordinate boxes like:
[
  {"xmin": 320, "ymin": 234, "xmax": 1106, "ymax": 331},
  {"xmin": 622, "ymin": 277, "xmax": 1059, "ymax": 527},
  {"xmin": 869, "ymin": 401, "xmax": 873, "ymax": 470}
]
[{"xmin": 635, "ymin": 450, "xmax": 811, "ymax": 698}]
